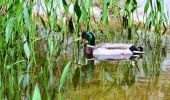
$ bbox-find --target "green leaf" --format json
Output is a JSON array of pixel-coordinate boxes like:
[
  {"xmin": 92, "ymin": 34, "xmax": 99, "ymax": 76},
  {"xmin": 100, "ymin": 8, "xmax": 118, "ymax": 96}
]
[
  {"xmin": 85, "ymin": 0, "xmax": 92, "ymax": 12},
  {"xmin": 144, "ymin": 0, "xmax": 149, "ymax": 13},
  {"xmin": 0, "ymin": 14, "xmax": 4, "ymax": 24},
  {"xmin": 5, "ymin": 19, "xmax": 13, "ymax": 43},
  {"xmin": 51, "ymin": 8, "xmax": 57, "ymax": 30},
  {"xmin": 149, "ymin": 0, "xmax": 153, "ymax": 8},
  {"xmin": 56, "ymin": 0, "xmax": 61, "ymax": 11},
  {"xmin": 0, "ymin": 0, "xmax": 5, "ymax": 6},
  {"xmin": 40, "ymin": 16, "xmax": 47, "ymax": 29},
  {"xmin": 156, "ymin": 0, "xmax": 161, "ymax": 12},
  {"xmin": 23, "ymin": 4, "xmax": 31, "ymax": 32},
  {"xmin": 23, "ymin": 35, "xmax": 30, "ymax": 60},
  {"xmin": 131, "ymin": 0, "xmax": 137, "ymax": 12},
  {"xmin": 74, "ymin": 0, "xmax": 81, "ymax": 21},
  {"xmin": 32, "ymin": 84, "xmax": 41, "ymax": 100},
  {"xmin": 59, "ymin": 61, "xmax": 71, "ymax": 92},
  {"xmin": 101, "ymin": 0, "xmax": 111, "ymax": 26},
  {"xmin": 16, "ymin": 1, "xmax": 23, "ymax": 23},
  {"xmin": 160, "ymin": 0, "xmax": 164, "ymax": 13},
  {"xmin": 146, "ymin": 13, "xmax": 152, "ymax": 29},
  {"xmin": 106, "ymin": 0, "xmax": 111, "ymax": 7},
  {"xmin": 62, "ymin": 0, "xmax": 69, "ymax": 18},
  {"xmin": 48, "ymin": 35, "xmax": 54, "ymax": 56},
  {"xmin": 80, "ymin": 3, "xmax": 87, "ymax": 22}
]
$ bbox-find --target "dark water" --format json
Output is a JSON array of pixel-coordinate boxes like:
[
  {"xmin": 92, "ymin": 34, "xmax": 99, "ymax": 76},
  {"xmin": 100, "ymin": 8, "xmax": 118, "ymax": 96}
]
[{"xmin": 63, "ymin": 34, "xmax": 170, "ymax": 100}]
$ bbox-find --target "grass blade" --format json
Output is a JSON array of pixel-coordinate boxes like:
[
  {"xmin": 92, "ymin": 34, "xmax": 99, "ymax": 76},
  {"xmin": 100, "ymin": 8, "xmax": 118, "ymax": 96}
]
[
  {"xmin": 85, "ymin": 0, "xmax": 92, "ymax": 12},
  {"xmin": 0, "ymin": 0, "xmax": 5, "ymax": 6},
  {"xmin": 32, "ymin": 84, "xmax": 41, "ymax": 100},
  {"xmin": 5, "ymin": 19, "xmax": 13, "ymax": 43},
  {"xmin": 40, "ymin": 16, "xmax": 47, "ymax": 29},
  {"xmin": 74, "ymin": 0, "xmax": 81, "ymax": 21},
  {"xmin": 144, "ymin": 0, "xmax": 149, "ymax": 13},
  {"xmin": 23, "ymin": 4, "xmax": 31, "ymax": 32},
  {"xmin": 58, "ymin": 61, "xmax": 71, "ymax": 92},
  {"xmin": 23, "ymin": 35, "xmax": 30, "ymax": 60},
  {"xmin": 62, "ymin": 0, "xmax": 69, "ymax": 18},
  {"xmin": 80, "ymin": 2, "xmax": 87, "ymax": 22}
]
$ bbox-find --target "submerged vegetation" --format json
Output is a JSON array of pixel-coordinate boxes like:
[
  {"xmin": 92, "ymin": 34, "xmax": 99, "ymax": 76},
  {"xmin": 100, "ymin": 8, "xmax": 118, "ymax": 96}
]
[{"xmin": 0, "ymin": 0, "xmax": 169, "ymax": 99}]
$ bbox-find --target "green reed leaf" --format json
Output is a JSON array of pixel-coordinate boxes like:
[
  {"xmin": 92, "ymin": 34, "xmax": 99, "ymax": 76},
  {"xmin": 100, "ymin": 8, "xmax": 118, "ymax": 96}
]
[
  {"xmin": 16, "ymin": 1, "xmax": 23, "ymax": 22},
  {"xmin": 144, "ymin": 0, "xmax": 149, "ymax": 13},
  {"xmin": 51, "ymin": 8, "xmax": 56, "ymax": 30},
  {"xmin": 23, "ymin": 35, "xmax": 30, "ymax": 60},
  {"xmin": 80, "ymin": 3, "xmax": 87, "ymax": 22},
  {"xmin": 74, "ymin": 0, "xmax": 81, "ymax": 21},
  {"xmin": 101, "ymin": 0, "xmax": 109, "ymax": 25},
  {"xmin": 160, "ymin": 0, "xmax": 164, "ymax": 12},
  {"xmin": 0, "ymin": 0, "xmax": 5, "ymax": 6},
  {"xmin": 0, "ymin": 14, "xmax": 3, "ymax": 24},
  {"xmin": 62, "ymin": 0, "xmax": 69, "ymax": 18},
  {"xmin": 40, "ymin": 16, "xmax": 47, "ymax": 29},
  {"xmin": 146, "ymin": 13, "xmax": 152, "ymax": 29},
  {"xmin": 106, "ymin": 0, "xmax": 111, "ymax": 7},
  {"xmin": 45, "ymin": 0, "xmax": 49, "ymax": 5},
  {"xmin": 48, "ymin": 35, "xmax": 54, "ymax": 56},
  {"xmin": 156, "ymin": 0, "xmax": 161, "ymax": 12},
  {"xmin": 5, "ymin": 19, "xmax": 13, "ymax": 43},
  {"xmin": 23, "ymin": 4, "xmax": 31, "ymax": 32},
  {"xmin": 59, "ymin": 61, "xmax": 71, "ymax": 92},
  {"xmin": 32, "ymin": 84, "xmax": 41, "ymax": 100},
  {"xmin": 149, "ymin": 0, "xmax": 153, "ymax": 9},
  {"xmin": 85, "ymin": 0, "xmax": 92, "ymax": 12},
  {"xmin": 131, "ymin": 0, "xmax": 137, "ymax": 12}
]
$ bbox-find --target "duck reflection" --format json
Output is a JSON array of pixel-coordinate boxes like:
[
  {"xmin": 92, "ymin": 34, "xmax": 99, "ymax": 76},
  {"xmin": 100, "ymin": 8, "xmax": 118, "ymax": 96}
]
[{"xmin": 72, "ymin": 55, "xmax": 142, "ymax": 88}]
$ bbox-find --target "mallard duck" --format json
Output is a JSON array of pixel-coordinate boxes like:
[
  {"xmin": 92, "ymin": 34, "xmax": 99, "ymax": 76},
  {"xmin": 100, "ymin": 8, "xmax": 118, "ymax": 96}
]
[{"xmin": 81, "ymin": 31, "xmax": 144, "ymax": 60}]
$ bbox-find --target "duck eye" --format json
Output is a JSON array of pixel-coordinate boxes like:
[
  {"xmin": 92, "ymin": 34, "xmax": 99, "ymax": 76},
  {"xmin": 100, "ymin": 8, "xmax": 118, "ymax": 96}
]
[{"xmin": 85, "ymin": 34, "xmax": 90, "ymax": 39}]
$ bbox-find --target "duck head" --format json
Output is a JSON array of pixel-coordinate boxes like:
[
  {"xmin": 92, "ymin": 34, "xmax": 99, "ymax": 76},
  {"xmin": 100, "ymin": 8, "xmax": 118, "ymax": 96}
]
[
  {"xmin": 81, "ymin": 31, "xmax": 95, "ymax": 46},
  {"xmin": 81, "ymin": 31, "xmax": 95, "ymax": 58}
]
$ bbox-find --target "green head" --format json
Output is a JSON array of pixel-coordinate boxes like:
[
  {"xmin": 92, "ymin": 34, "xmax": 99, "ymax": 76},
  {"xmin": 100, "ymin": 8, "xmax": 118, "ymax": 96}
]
[{"xmin": 81, "ymin": 31, "xmax": 95, "ymax": 46}]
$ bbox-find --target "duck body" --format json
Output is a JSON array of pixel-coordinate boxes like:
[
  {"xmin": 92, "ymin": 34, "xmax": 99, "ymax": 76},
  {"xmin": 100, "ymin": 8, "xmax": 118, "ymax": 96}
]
[
  {"xmin": 85, "ymin": 43, "xmax": 140, "ymax": 60},
  {"xmin": 82, "ymin": 31, "xmax": 144, "ymax": 60}
]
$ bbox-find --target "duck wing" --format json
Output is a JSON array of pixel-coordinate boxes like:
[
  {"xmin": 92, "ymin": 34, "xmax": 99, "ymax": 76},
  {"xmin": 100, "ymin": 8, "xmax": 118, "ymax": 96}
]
[
  {"xmin": 96, "ymin": 43, "xmax": 134, "ymax": 49},
  {"xmin": 93, "ymin": 48, "xmax": 133, "ymax": 60},
  {"xmin": 93, "ymin": 47, "xmax": 133, "ymax": 56}
]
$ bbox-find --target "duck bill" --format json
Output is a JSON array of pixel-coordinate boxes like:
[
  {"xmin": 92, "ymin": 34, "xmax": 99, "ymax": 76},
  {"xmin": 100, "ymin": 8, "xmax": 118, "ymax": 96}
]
[{"xmin": 81, "ymin": 38, "xmax": 88, "ymax": 45}]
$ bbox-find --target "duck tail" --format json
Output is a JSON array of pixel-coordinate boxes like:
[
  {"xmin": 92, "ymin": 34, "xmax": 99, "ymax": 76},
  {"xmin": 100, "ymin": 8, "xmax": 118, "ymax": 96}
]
[
  {"xmin": 129, "ymin": 46, "xmax": 143, "ymax": 52},
  {"xmin": 137, "ymin": 46, "xmax": 143, "ymax": 51},
  {"xmin": 129, "ymin": 46, "xmax": 138, "ymax": 52}
]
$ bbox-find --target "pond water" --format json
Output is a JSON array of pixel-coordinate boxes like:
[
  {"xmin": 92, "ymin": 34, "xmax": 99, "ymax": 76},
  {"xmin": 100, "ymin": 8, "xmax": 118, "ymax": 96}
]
[{"xmin": 60, "ymin": 33, "xmax": 170, "ymax": 100}]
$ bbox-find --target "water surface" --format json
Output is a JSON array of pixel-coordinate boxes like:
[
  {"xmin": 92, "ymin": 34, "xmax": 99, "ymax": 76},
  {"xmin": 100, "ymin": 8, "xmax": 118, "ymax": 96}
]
[{"xmin": 63, "ymin": 34, "xmax": 170, "ymax": 100}]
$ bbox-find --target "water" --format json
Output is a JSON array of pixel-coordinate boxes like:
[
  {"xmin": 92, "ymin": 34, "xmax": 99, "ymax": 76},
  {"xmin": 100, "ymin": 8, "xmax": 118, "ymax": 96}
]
[
  {"xmin": 33, "ymin": 27, "xmax": 170, "ymax": 99},
  {"xmin": 61, "ymin": 34, "xmax": 170, "ymax": 100}
]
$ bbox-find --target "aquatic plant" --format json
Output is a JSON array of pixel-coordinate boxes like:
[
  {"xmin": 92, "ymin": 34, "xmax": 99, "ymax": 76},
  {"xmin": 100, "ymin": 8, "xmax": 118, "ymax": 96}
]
[{"xmin": 122, "ymin": 0, "xmax": 168, "ymax": 41}]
